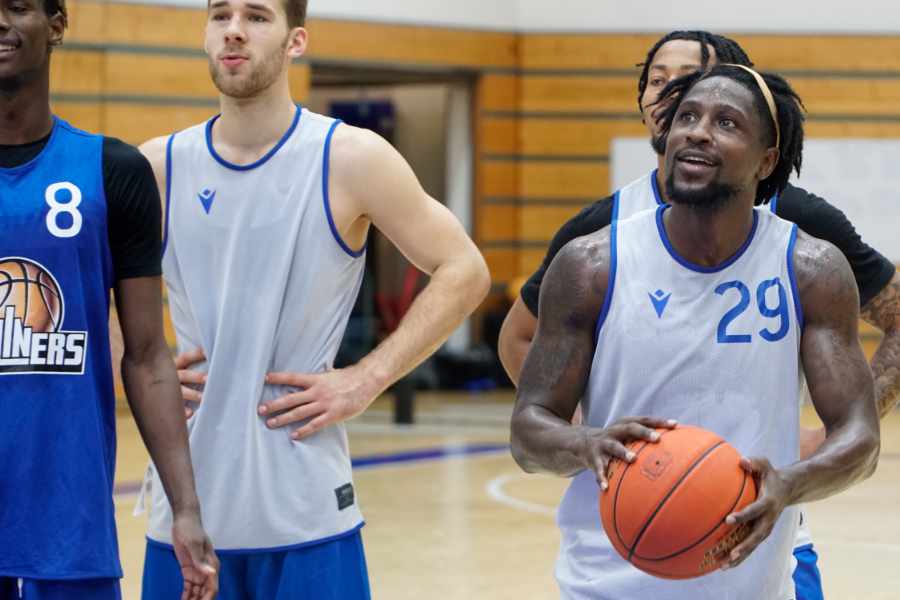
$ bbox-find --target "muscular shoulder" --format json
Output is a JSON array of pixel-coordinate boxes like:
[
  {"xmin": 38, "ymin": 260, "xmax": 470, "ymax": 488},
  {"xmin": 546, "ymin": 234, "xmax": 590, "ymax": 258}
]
[
  {"xmin": 329, "ymin": 124, "xmax": 394, "ymax": 176},
  {"xmin": 538, "ymin": 228, "xmax": 612, "ymax": 326},
  {"xmin": 793, "ymin": 230, "xmax": 860, "ymax": 324}
]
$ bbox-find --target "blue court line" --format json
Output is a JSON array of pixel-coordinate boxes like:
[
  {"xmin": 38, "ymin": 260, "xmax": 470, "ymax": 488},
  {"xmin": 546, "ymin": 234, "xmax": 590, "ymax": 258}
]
[
  {"xmin": 113, "ymin": 443, "xmax": 510, "ymax": 496},
  {"xmin": 351, "ymin": 443, "xmax": 509, "ymax": 469}
]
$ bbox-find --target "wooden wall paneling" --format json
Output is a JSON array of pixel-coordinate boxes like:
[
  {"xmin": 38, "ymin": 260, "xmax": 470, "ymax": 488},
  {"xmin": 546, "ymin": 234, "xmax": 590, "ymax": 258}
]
[
  {"xmin": 307, "ymin": 20, "xmax": 517, "ymax": 69},
  {"xmin": 519, "ymin": 161, "xmax": 609, "ymax": 199},
  {"xmin": 51, "ymin": 102, "xmax": 103, "ymax": 132},
  {"xmin": 104, "ymin": 53, "xmax": 214, "ymax": 98},
  {"xmin": 103, "ymin": 103, "xmax": 217, "ymax": 143},
  {"xmin": 519, "ymin": 204, "xmax": 589, "ymax": 242},
  {"xmin": 51, "ymin": 50, "xmax": 104, "ymax": 94},
  {"xmin": 521, "ymin": 35, "xmax": 657, "ymax": 70},
  {"xmin": 478, "ymin": 74, "xmax": 519, "ymax": 111},
  {"xmin": 520, "ymin": 75, "xmax": 635, "ymax": 112},
  {"xmin": 519, "ymin": 118, "xmax": 646, "ymax": 156},
  {"xmin": 478, "ymin": 204, "xmax": 518, "ymax": 243},
  {"xmin": 479, "ymin": 117, "xmax": 519, "ymax": 155}
]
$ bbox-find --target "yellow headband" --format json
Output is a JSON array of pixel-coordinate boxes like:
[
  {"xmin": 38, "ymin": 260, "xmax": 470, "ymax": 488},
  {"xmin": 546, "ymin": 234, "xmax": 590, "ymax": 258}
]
[{"xmin": 722, "ymin": 64, "xmax": 780, "ymax": 151}]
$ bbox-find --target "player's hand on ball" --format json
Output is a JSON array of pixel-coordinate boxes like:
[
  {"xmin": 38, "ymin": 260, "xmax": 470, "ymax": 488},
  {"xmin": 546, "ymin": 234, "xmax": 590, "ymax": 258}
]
[
  {"xmin": 722, "ymin": 457, "xmax": 790, "ymax": 570},
  {"xmin": 175, "ymin": 348, "xmax": 207, "ymax": 419},
  {"xmin": 582, "ymin": 416, "xmax": 678, "ymax": 492},
  {"xmin": 260, "ymin": 368, "xmax": 377, "ymax": 440},
  {"xmin": 171, "ymin": 510, "xmax": 219, "ymax": 600}
]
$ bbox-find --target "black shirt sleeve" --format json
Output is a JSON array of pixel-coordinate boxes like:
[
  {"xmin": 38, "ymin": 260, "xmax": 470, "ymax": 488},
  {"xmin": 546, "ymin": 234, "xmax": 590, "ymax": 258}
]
[
  {"xmin": 520, "ymin": 196, "xmax": 616, "ymax": 316},
  {"xmin": 775, "ymin": 183, "xmax": 896, "ymax": 307},
  {"xmin": 103, "ymin": 137, "xmax": 163, "ymax": 281}
]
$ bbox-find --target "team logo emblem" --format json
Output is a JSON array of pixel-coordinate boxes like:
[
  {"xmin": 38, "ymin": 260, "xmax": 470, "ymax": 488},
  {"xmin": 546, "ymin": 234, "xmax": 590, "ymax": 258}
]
[
  {"xmin": 648, "ymin": 289, "xmax": 672, "ymax": 318},
  {"xmin": 198, "ymin": 189, "xmax": 216, "ymax": 214},
  {"xmin": 0, "ymin": 257, "xmax": 87, "ymax": 375}
]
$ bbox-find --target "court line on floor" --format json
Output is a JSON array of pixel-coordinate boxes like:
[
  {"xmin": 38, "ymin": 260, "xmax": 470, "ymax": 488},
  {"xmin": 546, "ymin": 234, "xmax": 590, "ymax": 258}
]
[
  {"xmin": 485, "ymin": 472, "xmax": 556, "ymax": 517},
  {"xmin": 114, "ymin": 443, "xmax": 511, "ymax": 498}
]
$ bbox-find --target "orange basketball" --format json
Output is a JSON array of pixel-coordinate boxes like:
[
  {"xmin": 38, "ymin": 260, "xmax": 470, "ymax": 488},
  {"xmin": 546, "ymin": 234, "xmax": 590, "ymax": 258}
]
[
  {"xmin": 0, "ymin": 258, "xmax": 63, "ymax": 333},
  {"xmin": 599, "ymin": 426, "xmax": 757, "ymax": 579}
]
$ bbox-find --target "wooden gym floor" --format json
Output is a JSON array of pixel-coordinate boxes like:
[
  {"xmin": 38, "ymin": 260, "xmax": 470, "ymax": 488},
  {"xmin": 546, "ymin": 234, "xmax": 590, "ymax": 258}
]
[{"xmin": 112, "ymin": 391, "xmax": 900, "ymax": 599}]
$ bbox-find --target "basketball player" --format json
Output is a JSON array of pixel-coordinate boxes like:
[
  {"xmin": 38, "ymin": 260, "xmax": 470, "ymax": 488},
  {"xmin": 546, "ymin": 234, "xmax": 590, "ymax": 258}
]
[
  {"xmin": 136, "ymin": 0, "xmax": 490, "ymax": 596},
  {"xmin": 0, "ymin": 0, "xmax": 219, "ymax": 598},
  {"xmin": 511, "ymin": 64, "xmax": 880, "ymax": 600},
  {"xmin": 498, "ymin": 30, "xmax": 900, "ymax": 600}
]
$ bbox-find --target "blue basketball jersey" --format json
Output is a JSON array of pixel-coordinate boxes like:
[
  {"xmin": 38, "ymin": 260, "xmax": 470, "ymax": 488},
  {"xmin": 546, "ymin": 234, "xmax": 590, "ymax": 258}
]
[{"xmin": 0, "ymin": 118, "xmax": 120, "ymax": 579}]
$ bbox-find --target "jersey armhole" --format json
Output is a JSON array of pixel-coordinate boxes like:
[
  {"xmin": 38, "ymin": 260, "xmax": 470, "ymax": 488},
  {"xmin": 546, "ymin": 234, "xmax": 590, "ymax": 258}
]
[
  {"xmin": 161, "ymin": 133, "xmax": 176, "ymax": 257},
  {"xmin": 593, "ymin": 191, "xmax": 620, "ymax": 345},
  {"xmin": 323, "ymin": 120, "xmax": 366, "ymax": 258},
  {"xmin": 786, "ymin": 224, "xmax": 804, "ymax": 330}
]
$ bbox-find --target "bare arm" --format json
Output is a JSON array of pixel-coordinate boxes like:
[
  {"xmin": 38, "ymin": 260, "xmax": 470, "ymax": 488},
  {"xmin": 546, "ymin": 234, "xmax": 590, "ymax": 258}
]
[
  {"xmin": 498, "ymin": 297, "xmax": 537, "ymax": 386},
  {"xmin": 510, "ymin": 233, "xmax": 670, "ymax": 482},
  {"xmin": 115, "ymin": 276, "xmax": 218, "ymax": 596},
  {"xmin": 861, "ymin": 272, "xmax": 900, "ymax": 418},
  {"xmin": 116, "ymin": 277, "xmax": 198, "ymax": 513},
  {"xmin": 725, "ymin": 235, "xmax": 880, "ymax": 569},
  {"xmin": 333, "ymin": 126, "xmax": 490, "ymax": 394},
  {"xmin": 784, "ymin": 236, "xmax": 880, "ymax": 501},
  {"xmin": 260, "ymin": 125, "xmax": 490, "ymax": 439}
]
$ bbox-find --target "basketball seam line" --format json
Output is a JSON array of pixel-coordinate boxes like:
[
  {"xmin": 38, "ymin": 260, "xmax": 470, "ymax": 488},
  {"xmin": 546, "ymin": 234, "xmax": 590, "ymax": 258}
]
[
  {"xmin": 611, "ymin": 439, "xmax": 650, "ymax": 552},
  {"xmin": 625, "ymin": 440, "xmax": 725, "ymax": 562},
  {"xmin": 632, "ymin": 466, "xmax": 749, "ymax": 562}
]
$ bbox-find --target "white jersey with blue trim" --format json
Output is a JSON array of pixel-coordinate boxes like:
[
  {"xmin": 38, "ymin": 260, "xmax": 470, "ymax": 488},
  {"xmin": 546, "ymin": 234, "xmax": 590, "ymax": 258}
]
[
  {"xmin": 556, "ymin": 206, "xmax": 803, "ymax": 600},
  {"xmin": 613, "ymin": 170, "xmax": 810, "ymax": 559},
  {"xmin": 147, "ymin": 107, "xmax": 366, "ymax": 551},
  {"xmin": 613, "ymin": 169, "xmax": 666, "ymax": 221}
]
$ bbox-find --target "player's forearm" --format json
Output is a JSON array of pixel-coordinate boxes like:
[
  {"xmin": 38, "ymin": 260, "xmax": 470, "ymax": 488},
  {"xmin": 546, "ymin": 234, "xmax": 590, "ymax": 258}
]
[
  {"xmin": 355, "ymin": 254, "xmax": 490, "ymax": 400},
  {"xmin": 122, "ymin": 347, "xmax": 201, "ymax": 515},
  {"xmin": 781, "ymin": 415, "xmax": 879, "ymax": 505},
  {"xmin": 497, "ymin": 319, "xmax": 531, "ymax": 386},
  {"xmin": 510, "ymin": 404, "xmax": 589, "ymax": 477},
  {"xmin": 871, "ymin": 329, "xmax": 900, "ymax": 418}
]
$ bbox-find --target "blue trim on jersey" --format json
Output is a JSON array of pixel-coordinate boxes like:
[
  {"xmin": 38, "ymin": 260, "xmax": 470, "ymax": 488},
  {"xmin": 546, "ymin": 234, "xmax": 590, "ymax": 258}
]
[
  {"xmin": 655, "ymin": 205, "xmax": 759, "ymax": 274},
  {"xmin": 204, "ymin": 105, "xmax": 302, "ymax": 171},
  {"xmin": 649, "ymin": 168, "xmax": 664, "ymax": 205},
  {"xmin": 769, "ymin": 193, "xmax": 779, "ymax": 214},
  {"xmin": 594, "ymin": 191, "xmax": 620, "ymax": 345},
  {"xmin": 322, "ymin": 119, "xmax": 366, "ymax": 258},
  {"xmin": 786, "ymin": 224, "xmax": 804, "ymax": 330},
  {"xmin": 146, "ymin": 522, "xmax": 365, "ymax": 556},
  {"xmin": 161, "ymin": 133, "xmax": 175, "ymax": 256}
]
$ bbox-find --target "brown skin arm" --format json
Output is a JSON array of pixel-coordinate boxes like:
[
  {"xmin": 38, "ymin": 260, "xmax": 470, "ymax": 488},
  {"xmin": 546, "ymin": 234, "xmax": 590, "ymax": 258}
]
[
  {"xmin": 498, "ymin": 297, "xmax": 537, "ymax": 386},
  {"xmin": 724, "ymin": 234, "xmax": 879, "ymax": 569},
  {"xmin": 861, "ymin": 271, "xmax": 900, "ymax": 418},
  {"xmin": 801, "ymin": 270, "xmax": 900, "ymax": 457},
  {"xmin": 509, "ymin": 232, "xmax": 673, "ymax": 485},
  {"xmin": 115, "ymin": 276, "xmax": 219, "ymax": 598}
]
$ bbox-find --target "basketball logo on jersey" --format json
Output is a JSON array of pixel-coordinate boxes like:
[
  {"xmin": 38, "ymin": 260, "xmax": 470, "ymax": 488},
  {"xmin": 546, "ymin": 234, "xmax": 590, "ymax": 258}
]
[{"xmin": 0, "ymin": 257, "xmax": 87, "ymax": 375}]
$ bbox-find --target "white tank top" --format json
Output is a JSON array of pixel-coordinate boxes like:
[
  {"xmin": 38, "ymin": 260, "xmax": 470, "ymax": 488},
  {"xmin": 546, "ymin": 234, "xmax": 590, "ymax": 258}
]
[
  {"xmin": 147, "ymin": 107, "xmax": 366, "ymax": 550},
  {"xmin": 556, "ymin": 206, "xmax": 803, "ymax": 600},
  {"xmin": 613, "ymin": 170, "xmax": 811, "ymax": 560}
]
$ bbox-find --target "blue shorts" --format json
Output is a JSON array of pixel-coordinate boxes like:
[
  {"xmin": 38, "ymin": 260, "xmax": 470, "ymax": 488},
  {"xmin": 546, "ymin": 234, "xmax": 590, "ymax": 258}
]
[
  {"xmin": 793, "ymin": 544, "xmax": 824, "ymax": 600},
  {"xmin": 142, "ymin": 530, "xmax": 371, "ymax": 600},
  {"xmin": 0, "ymin": 577, "xmax": 120, "ymax": 600}
]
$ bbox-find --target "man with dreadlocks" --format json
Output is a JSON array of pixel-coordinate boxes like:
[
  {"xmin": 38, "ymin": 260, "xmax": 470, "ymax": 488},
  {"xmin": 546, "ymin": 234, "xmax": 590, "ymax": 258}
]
[
  {"xmin": 0, "ymin": 0, "xmax": 218, "ymax": 597},
  {"xmin": 510, "ymin": 64, "xmax": 880, "ymax": 600},
  {"xmin": 499, "ymin": 29, "xmax": 900, "ymax": 600}
]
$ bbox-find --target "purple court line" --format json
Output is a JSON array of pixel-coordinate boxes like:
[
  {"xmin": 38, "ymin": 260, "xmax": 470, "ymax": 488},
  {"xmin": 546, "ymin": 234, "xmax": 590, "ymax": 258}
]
[{"xmin": 113, "ymin": 443, "xmax": 510, "ymax": 496}]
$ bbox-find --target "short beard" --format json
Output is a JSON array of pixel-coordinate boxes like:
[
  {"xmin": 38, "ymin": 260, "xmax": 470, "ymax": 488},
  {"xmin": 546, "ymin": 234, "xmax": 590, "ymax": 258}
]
[
  {"xmin": 665, "ymin": 169, "xmax": 740, "ymax": 212},
  {"xmin": 209, "ymin": 41, "xmax": 287, "ymax": 99}
]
